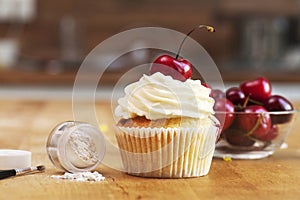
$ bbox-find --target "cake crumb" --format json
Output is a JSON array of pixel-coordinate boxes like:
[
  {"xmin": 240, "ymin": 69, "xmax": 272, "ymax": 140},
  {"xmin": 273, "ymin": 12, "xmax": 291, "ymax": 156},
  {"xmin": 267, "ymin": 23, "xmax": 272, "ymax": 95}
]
[
  {"xmin": 99, "ymin": 124, "xmax": 108, "ymax": 133},
  {"xmin": 222, "ymin": 155, "xmax": 232, "ymax": 162},
  {"xmin": 51, "ymin": 171, "xmax": 105, "ymax": 182}
]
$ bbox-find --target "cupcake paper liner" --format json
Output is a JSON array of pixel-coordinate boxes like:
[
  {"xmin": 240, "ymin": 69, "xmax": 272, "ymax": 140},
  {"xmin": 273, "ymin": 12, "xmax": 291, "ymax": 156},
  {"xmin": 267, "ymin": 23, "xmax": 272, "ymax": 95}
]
[{"xmin": 115, "ymin": 124, "xmax": 218, "ymax": 178}]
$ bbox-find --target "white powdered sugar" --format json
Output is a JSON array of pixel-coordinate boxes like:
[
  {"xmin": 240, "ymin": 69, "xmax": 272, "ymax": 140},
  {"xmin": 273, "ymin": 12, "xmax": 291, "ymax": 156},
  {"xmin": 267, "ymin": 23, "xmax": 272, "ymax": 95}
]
[
  {"xmin": 51, "ymin": 171, "xmax": 105, "ymax": 182},
  {"xmin": 65, "ymin": 131, "xmax": 99, "ymax": 168}
]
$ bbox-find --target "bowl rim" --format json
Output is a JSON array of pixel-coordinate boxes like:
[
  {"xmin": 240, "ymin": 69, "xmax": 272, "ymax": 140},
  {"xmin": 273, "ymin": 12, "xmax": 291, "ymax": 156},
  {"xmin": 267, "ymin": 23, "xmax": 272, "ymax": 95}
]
[{"xmin": 214, "ymin": 109, "xmax": 298, "ymax": 115}]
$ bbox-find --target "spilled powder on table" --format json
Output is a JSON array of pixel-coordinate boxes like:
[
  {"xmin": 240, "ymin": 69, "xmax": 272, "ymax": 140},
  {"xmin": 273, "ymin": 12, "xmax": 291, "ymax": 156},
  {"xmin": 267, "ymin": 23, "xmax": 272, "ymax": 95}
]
[{"xmin": 51, "ymin": 171, "xmax": 105, "ymax": 182}]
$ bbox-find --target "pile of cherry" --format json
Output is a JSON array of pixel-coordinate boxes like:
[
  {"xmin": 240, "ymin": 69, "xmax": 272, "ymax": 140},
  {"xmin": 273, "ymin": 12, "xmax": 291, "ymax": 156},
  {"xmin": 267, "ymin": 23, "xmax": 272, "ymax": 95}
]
[
  {"xmin": 211, "ymin": 77, "xmax": 294, "ymax": 147},
  {"xmin": 147, "ymin": 29, "xmax": 294, "ymax": 148}
]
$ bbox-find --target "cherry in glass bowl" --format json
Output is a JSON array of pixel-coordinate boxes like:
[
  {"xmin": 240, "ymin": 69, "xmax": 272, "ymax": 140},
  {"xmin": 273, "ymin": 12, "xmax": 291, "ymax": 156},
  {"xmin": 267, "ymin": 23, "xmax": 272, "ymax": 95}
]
[{"xmin": 214, "ymin": 110, "xmax": 298, "ymax": 159}]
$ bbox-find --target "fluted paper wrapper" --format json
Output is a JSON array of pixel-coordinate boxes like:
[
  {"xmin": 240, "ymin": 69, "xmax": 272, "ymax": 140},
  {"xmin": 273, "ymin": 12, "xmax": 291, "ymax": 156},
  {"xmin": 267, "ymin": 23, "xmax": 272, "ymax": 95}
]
[{"xmin": 115, "ymin": 124, "xmax": 218, "ymax": 178}]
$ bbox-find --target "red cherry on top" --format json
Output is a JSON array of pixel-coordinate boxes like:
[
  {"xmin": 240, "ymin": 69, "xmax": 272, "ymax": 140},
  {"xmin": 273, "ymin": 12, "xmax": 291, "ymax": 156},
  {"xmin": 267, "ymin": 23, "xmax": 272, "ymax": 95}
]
[
  {"xmin": 150, "ymin": 55, "xmax": 192, "ymax": 81},
  {"xmin": 240, "ymin": 77, "xmax": 271, "ymax": 102},
  {"xmin": 150, "ymin": 25, "xmax": 215, "ymax": 81}
]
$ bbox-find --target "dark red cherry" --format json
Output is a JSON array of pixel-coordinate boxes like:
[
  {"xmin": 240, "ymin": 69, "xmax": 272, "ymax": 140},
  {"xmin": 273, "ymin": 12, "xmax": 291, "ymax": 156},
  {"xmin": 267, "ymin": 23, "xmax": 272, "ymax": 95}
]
[
  {"xmin": 213, "ymin": 98, "xmax": 235, "ymax": 131},
  {"xmin": 240, "ymin": 77, "xmax": 271, "ymax": 102},
  {"xmin": 264, "ymin": 95, "xmax": 293, "ymax": 111},
  {"xmin": 258, "ymin": 125, "xmax": 279, "ymax": 141},
  {"xmin": 237, "ymin": 105, "xmax": 271, "ymax": 139},
  {"xmin": 226, "ymin": 87, "xmax": 246, "ymax": 106},
  {"xmin": 150, "ymin": 55, "xmax": 192, "ymax": 81},
  {"xmin": 224, "ymin": 129, "xmax": 255, "ymax": 147},
  {"xmin": 264, "ymin": 95, "xmax": 294, "ymax": 124},
  {"xmin": 210, "ymin": 89, "xmax": 225, "ymax": 99}
]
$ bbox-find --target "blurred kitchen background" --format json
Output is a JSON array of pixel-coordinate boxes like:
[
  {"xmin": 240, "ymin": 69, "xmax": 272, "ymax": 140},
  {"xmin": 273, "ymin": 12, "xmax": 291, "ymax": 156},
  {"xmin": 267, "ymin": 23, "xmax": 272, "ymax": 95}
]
[{"xmin": 0, "ymin": 0, "xmax": 300, "ymax": 100}]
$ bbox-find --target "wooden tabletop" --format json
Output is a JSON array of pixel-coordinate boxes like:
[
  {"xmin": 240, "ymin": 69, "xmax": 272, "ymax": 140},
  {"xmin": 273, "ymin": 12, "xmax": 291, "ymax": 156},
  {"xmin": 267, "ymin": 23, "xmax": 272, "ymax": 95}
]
[{"xmin": 0, "ymin": 99, "xmax": 299, "ymax": 200}]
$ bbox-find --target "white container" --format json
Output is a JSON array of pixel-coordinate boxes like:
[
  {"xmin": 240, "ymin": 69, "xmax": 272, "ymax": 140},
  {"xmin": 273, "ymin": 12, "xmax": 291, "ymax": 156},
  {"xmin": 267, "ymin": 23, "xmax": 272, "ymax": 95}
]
[
  {"xmin": 46, "ymin": 121, "xmax": 106, "ymax": 173},
  {"xmin": 0, "ymin": 149, "xmax": 31, "ymax": 170}
]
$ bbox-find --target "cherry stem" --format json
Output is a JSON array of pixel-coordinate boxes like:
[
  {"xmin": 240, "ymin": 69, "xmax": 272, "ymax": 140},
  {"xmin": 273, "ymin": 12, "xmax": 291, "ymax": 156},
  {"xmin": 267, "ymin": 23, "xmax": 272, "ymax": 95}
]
[
  {"xmin": 235, "ymin": 96, "xmax": 263, "ymax": 110},
  {"xmin": 245, "ymin": 113, "xmax": 263, "ymax": 137},
  {"xmin": 248, "ymin": 98, "xmax": 263, "ymax": 106},
  {"xmin": 242, "ymin": 96, "xmax": 250, "ymax": 108},
  {"xmin": 175, "ymin": 25, "xmax": 215, "ymax": 59}
]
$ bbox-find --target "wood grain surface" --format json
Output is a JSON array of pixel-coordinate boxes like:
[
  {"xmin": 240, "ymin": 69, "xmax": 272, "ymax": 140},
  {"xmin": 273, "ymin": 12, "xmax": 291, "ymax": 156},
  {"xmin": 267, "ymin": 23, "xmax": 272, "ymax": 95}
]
[{"xmin": 0, "ymin": 100, "xmax": 299, "ymax": 200}]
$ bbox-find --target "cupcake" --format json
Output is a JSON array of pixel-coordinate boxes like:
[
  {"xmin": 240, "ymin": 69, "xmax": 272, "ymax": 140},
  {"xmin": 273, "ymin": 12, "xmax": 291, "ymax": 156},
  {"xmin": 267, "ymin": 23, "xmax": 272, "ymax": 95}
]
[{"xmin": 114, "ymin": 55, "xmax": 219, "ymax": 178}]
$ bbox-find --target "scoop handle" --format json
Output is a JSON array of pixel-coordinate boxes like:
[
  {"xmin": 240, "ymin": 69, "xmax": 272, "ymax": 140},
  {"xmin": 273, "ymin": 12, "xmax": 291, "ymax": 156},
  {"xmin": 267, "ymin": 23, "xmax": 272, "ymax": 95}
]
[{"xmin": 0, "ymin": 169, "xmax": 16, "ymax": 180}]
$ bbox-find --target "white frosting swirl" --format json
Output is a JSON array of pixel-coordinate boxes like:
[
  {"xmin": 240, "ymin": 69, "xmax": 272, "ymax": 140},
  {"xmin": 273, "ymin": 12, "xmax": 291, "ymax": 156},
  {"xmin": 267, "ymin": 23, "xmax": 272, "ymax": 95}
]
[{"xmin": 115, "ymin": 72, "xmax": 215, "ymax": 120}]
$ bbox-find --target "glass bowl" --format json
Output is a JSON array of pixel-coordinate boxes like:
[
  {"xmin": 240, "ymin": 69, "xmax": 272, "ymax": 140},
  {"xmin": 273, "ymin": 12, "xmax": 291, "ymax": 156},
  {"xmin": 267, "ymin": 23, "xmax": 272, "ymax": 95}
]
[{"xmin": 213, "ymin": 110, "xmax": 298, "ymax": 159}]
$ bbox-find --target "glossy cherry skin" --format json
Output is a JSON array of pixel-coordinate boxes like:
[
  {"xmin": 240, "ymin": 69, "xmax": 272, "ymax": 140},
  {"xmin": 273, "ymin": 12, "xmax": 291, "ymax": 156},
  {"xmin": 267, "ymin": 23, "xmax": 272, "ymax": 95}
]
[
  {"xmin": 224, "ymin": 128, "xmax": 255, "ymax": 147},
  {"xmin": 211, "ymin": 89, "xmax": 226, "ymax": 99},
  {"xmin": 264, "ymin": 95, "xmax": 294, "ymax": 124},
  {"xmin": 150, "ymin": 55, "xmax": 192, "ymax": 81},
  {"xmin": 240, "ymin": 77, "xmax": 272, "ymax": 102},
  {"xmin": 226, "ymin": 87, "xmax": 246, "ymax": 106},
  {"xmin": 237, "ymin": 105, "xmax": 271, "ymax": 139},
  {"xmin": 214, "ymin": 98, "xmax": 235, "ymax": 131},
  {"xmin": 258, "ymin": 125, "xmax": 279, "ymax": 142},
  {"xmin": 264, "ymin": 95, "xmax": 293, "ymax": 111}
]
